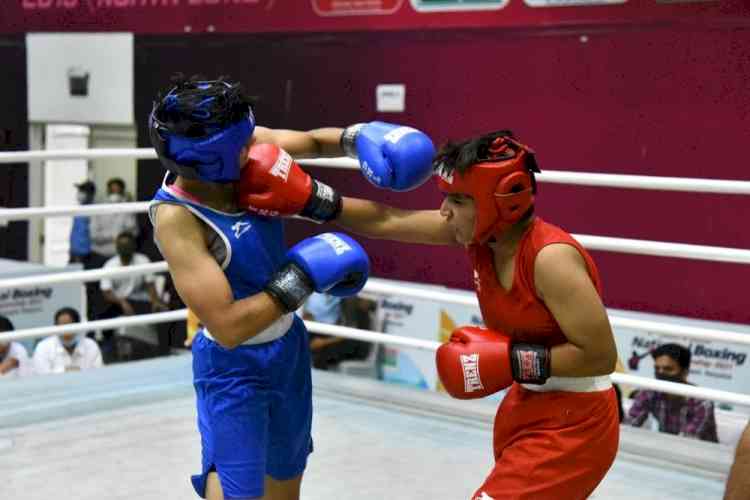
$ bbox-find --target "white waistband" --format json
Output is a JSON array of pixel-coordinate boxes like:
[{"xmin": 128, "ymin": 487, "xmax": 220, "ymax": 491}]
[
  {"xmin": 201, "ymin": 313, "xmax": 294, "ymax": 346},
  {"xmin": 521, "ymin": 375, "xmax": 612, "ymax": 393}
]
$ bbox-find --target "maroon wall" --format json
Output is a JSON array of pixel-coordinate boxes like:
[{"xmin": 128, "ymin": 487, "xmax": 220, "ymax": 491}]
[{"xmin": 137, "ymin": 23, "xmax": 750, "ymax": 323}]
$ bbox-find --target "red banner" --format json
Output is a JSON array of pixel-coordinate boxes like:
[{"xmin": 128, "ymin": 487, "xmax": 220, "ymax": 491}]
[{"xmin": 2, "ymin": 0, "xmax": 748, "ymax": 34}]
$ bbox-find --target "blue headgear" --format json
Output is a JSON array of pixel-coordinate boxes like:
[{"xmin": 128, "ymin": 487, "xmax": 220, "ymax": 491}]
[{"xmin": 149, "ymin": 80, "xmax": 255, "ymax": 183}]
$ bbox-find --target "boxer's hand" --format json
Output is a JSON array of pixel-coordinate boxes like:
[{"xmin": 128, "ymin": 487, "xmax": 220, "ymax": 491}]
[
  {"xmin": 341, "ymin": 121, "xmax": 435, "ymax": 191},
  {"xmin": 264, "ymin": 233, "xmax": 370, "ymax": 313},
  {"xmin": 238, "ymin": 144, "xmax": 342, "ymax": 223},
  {"xmin": 436, "ymin": 326, "xmax": 551, "ymax": 400}
]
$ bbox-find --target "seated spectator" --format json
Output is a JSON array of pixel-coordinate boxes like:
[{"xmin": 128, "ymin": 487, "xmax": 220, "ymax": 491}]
[
  {"xmin": 0, "ymin": 315, "xmax": 31, "ymax": 379},
  {"xmin": 303, "ymin": 293, "xmax": 371, "ymax": 371},
  {"xmin": 98, "ymin": 231, "xmax": 169, "ymax": 362},
  {"xmin": 33, "ymin": 307, "xmax": 102, "ymax": 374},
  {"xmin": 626, "ymin": 343, "xmax": 718, "ymax": 442}
]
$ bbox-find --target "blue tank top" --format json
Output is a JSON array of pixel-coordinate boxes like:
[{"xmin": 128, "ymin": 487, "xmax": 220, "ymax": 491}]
[{"xmin": 149, "ymin": 175, "xmax": 287, "ymax": 301}]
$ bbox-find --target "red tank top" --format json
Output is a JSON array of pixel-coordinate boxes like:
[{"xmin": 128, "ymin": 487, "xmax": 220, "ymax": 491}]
[{"xmin": 468, "ymin": 217, "xmax": 602, "ymax": 348}]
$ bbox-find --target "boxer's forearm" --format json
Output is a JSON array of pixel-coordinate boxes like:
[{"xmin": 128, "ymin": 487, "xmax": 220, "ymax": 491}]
[
  {"xmin": 550, "ymin": 342, "xmax": 617, "ymax": 377},
  {"xmin": 336, "ymin": 197, "xmax": 455, "ymax": 245},
  {"xmin": 0, "ymin": 357, "xmax": 18, "ymax": 375},
  {"xmin": 724, "ymin": 426, "xmax": 750, "ymax": 500},
  {"xmin": 254, "ymin": 126, "xmax": 344, "ymax": 158}
]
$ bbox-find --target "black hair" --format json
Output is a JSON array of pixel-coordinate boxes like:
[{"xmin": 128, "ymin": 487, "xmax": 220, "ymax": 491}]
[
  {"xmin": 652, "ymin": 343, "xmax": 692, "ymax": 370},
  {"xmin": 76, "ymin": 180, "xmax": 96, "ymax": 194},
  {"xmin": 433, "ymin": 129, "xmax": 541, "ymax": 192},
  {"xmin": 151, "ymin": 73, "xmax": 254, "ymax": 138},
  {"xmin": 116, "ymin": 231, "xmax": 136, "ymax": 243},
  {"xmin": 107, "ymin": 177, "xmax": 126, "ymax": 191},
  {"xmin": 54, "ymin": 307, "xmax": 80, "ymax": 324},
  {"xmin": 433, "ymin": 129, "xmax": 517, "ymax": 176},
  {"xmin": 0, "ymin": 314, "xmax": 14, "ymax": 332}
]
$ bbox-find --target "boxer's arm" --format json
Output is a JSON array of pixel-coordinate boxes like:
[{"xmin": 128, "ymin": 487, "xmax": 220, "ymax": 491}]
[
  {"xmin": 154, "ymin": 204, "xmax": 285, "ymax": 349},
  {"xmin": 251, "ymin": 126, "xmax": 344, "ymax": 159},
  {"xmin": 535, "ymin": 243, "xmax": 618, "ymax": 377},
  {"xmin": 0, "ymin": 355, "xmax": 19, "ymax": 375},
  {"xmin": 725, "ymin": 423, "xmax": 750, "ymax": 500},
  {"xmin": 335, "ymin": 197, "xmax": 457, "ymax": 245}
]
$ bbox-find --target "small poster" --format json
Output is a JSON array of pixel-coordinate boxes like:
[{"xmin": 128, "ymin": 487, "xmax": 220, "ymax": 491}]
[
  {"xmin": 312, "ymin": 0, "xmax": 404, "ymax": 16},
  {"xmin": 524, "ymin": 0, "xmax": 626, "ymax": 7},
  {"xmin": 410, "ymin": 0, "xmax": 508, "ymax": 11}
]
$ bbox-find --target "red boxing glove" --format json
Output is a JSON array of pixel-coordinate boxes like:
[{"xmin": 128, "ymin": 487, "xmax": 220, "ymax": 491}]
[
  {"xmin": 237, "ymin": 143, "xmax": 341, "ymax": 222},
  {"xmin": 238, "ymin": 143, "xmax": 311, "ymax": 216},
  {"xmin": 436, "ymin": 326, "xmax": 551, "ymax": 400}
]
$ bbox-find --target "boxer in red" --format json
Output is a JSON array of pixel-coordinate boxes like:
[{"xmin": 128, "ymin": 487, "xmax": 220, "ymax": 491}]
[{"xmin": 239, "ymin": 129, "xmax": 620, "ymax": 500}]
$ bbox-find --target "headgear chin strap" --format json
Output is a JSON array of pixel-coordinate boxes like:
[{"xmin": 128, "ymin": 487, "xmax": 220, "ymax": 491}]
[
  {"xmin": 149, "ymin": 80, "xmax": 255, "ymax": 184},
  {"xmin": 436, "ymin": 136, "xmax": 541, "ymax": 244}
]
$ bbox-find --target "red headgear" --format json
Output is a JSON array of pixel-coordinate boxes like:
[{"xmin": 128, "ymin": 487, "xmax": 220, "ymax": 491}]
[{"xmin": 435, "ymin": 135, "xmax": 540, "ymax": 244}]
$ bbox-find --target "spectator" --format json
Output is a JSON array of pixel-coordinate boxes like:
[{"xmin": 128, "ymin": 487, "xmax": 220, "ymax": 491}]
[
  {"xmin": 33, "ymin": 307, "xmax": 102, "ymax": 374},
  {"xmin": 724, "ymin": 421, "xmax": 750, "ymax": 500},
  {"xmin": 98, "ymin": 231, "xmax": 170, "ymax": 361},
  {"xmin": 89, "ymin": 177, "xmax": 139, "ymax": 261},
  {"xmin": 302, "ymin": 293, "xmax": 371, "ymax": 371},
  {"xmin": 106, "ymin": 177, "xmax": 133, "ymax": 202},
  {"xmin": 626, "ymin": 343, "xmax": 718, "ymax": 442},
  {"xmin": 69, "ymin": 180, "xmax": 103, "ymax": 266},
  {"xmin": 69, "ymin": 179, "xmax": 111, "ymax": 322},
  {"xmin": 0, "ymin": 315, "xmax": 31, "ymax": 379}
]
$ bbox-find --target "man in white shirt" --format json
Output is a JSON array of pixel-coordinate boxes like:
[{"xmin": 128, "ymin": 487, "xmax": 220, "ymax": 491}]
[
  {"xmin": 33, "ymin": 307, "xmax": 102, "ymax": 374},
  {"xmin": 89, "ymin": 178, "xmax": 139, "ymax": 260},
  {"xmin": 98, "ymin": 231, "xmax": 169, "ymax": 362},
  {"xmin": 0, "ymin": 315, "xmax": 31, "ymax": 379}
]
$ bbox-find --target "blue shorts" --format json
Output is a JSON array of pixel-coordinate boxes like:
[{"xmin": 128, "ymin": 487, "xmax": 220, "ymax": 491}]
[{"xmin": 190, "ymin": 316, "xmax": 313, "ymax": 499}]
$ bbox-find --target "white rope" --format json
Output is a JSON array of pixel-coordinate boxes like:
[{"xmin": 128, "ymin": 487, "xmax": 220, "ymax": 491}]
[
  {"xmin": 611, "ymin": 373, "xmax": 750, "ymax": 407},
  {"xmin": 307, "ymin": 320, "xmax": 442, "ymax": 351},
  {"xmin": 3, "ymin": 264, "xmax": 750, "ymax": 347},
  {"xmin": 535, "ymin": 169, "xmax": 750, "ymax": 195},
  {"xmin": 1, "ymin": 202, "xmax": 749, "ymax": 264},
  {"xmin": 2, "ymin": 148, "xmax": 750, "ymax": 194},
  {"xmin": 2, "ymin": 310, "xmax": 186, "ymax": 342},
  {"xmin": 0, "ymin": 261, "xmax": 168, "ymax": 289},
  {"xmin": 576, "ymin": 235, "xmax": 750, "ymax": 264},
  {"xmin": 607, "ymin": 316, "xmax": 750, "ymax": 347},
  {"xmin": 6, "ymin": 312, "xmax": 749, "ymax": 407},
  {"xmin": 0, "ymin": 148, "xmax": 158, "ymax": 162},
  {"xmin": 0, "ymin": 202, "xmax": 150, "ymax": 222}
]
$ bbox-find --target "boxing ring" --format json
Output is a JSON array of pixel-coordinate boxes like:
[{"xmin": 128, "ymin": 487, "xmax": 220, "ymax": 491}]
[{"xmin": 1, "ymin": 149, "xmax": 749, "ymax": 499}]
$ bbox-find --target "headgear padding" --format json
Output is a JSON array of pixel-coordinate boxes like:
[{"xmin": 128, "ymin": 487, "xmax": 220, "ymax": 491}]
[
  {"xmin": 149, "ymin": 79, "xmax": 255, "ymax": 183},
  {"xmin": 435, "ymin": 134, "xmax": 540, "ymax": 244}
]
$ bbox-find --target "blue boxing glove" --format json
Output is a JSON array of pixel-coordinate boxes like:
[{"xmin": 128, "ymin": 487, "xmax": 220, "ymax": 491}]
[
  {"xmin": 341, "ymin": 121, "xmax": 435, "ymax": 191},
  {"xmin": 264, "ymin": 232, "xmax": 370, "ymax": 313}
]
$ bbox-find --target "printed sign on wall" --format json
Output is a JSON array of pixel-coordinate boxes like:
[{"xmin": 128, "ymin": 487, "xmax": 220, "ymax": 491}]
[
  {"xmin": 410, "ymin": 0, "xmax": 508, "ymax": 11},
  {"xmin": 524, "ymin": 0, "xmax": 626, "ymax": 6},
  {"xmin": 312, "ymin": 0, "xmax": 404, "ymax": 16}
]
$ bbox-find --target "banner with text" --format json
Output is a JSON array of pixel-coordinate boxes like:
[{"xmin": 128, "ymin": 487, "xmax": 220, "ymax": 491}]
[{"xmin": 3, "ymin": 0, "xmax": 742, "ymax": 34}]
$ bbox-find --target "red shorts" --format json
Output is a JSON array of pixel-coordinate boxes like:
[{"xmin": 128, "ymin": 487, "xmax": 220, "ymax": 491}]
[{"xmin": 472, "ymin": 384, "xmax": 620, "ymax": 500}]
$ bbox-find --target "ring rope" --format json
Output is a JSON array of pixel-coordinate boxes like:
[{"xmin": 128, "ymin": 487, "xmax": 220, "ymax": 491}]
[
  {"xmin": 2, "ymin": 265, "xmax": 750, "ymax": 347},
  {"xmin": 3, "ymin": 312, "xmax": 749, "ymax": 407},
  {"xmin": 1, "ymin": 204, "xmax": 749, "ymax": 264},
  {"xmin": 1, "ymin": 148, "xmax": 750, "ymax": 194}
]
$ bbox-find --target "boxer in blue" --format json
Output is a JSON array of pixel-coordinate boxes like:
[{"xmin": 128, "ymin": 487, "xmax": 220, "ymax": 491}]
[{"xmin": 148, "ymin": 75, "xmax": 434, "ymax": 500}]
